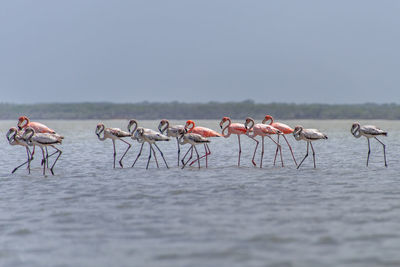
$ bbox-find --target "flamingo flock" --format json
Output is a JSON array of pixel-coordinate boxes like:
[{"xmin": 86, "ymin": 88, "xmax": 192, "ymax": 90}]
[{"xmin": 6, "ymin": 115, "xmax": 390, "ymax": 175}]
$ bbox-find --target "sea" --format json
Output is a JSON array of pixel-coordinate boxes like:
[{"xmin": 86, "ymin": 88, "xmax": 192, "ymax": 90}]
[{"xmin": 0, "ymin": 119, "xmax": 399, "ymax": 267}]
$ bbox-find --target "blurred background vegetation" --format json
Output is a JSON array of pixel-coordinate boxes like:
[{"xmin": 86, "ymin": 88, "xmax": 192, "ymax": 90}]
[{"xmin": 1, "ymin": 101, "xmax": 400, "ymax": 120}]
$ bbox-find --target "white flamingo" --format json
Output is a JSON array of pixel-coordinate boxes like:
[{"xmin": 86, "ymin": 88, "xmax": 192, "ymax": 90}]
[
  {"xmin": 22, "ymin": 127, "xmax": 63, "ymax": 175},
  {"xmin": 158, "ymin": 119, "xmax": 185, "ymax": 166},
  {"xmin": 293, "ymin": 125, "xmax": 328, "ymax": 169},
  {"xmin": 6, "ymin": 127, "xmax": 34, "ymax": 174},
  {"xmin": 95, "ymin": 123, "xmax": 132, "ymax": 168},
  {"xmin": 178, "ymin": 129, "xmax": 210, "ymax": 169},
  {"xmin": 128, "ymin": 120, "xmax": 170, "ymax": 169},
  {"xmin": 351, "ymin": 122, "xmax": 387, "ymax": 167}
]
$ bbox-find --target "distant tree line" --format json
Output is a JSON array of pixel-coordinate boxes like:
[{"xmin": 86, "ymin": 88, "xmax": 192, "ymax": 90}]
[{"xmin": 1, "ymin": 101, "xmax": 400, "ymax": 120}]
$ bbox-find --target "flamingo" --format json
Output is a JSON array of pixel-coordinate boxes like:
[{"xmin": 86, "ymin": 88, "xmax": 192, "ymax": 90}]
[
  {"xmin": 178, "ymin": 129, "xmax": 210, "ymax": 169},
  {"xmin": 95, "ymin": 123, "xmax": 132, "ymax": 168},
  {"xmin": 128, "ymin": 120, "xmax": 170, "ymax": 169},
  {"xmin": 262, "ymin": 115, "xmax": 297, "ymax": 166},
  {"xmin": 293, "ymin": 125, "xmax": 328, "ymax": 169},
  {"xmin": 158, "ymin": 119, "xmax": 185, "ymax": 166},
  {"xmin": 6, "ymin": 127, "xmax": 33, "ymax": 174},
  {"xmin": 219, "ymin": 117, "xmax": 247, "ymax": 166},
  {"xmin": 22, "ymin": 127, "xmax": 63, "ymax": 175},
  {"xmin": 244, "ymin": 117, "xmax": 283, "ymax": 168},
  {"xmin": 351, "ymin": 122, "xmax": 387, "ymax": 167},
  {"xmin": 184, "ymin": 120, "xmax": 222, "ymax": 168}
]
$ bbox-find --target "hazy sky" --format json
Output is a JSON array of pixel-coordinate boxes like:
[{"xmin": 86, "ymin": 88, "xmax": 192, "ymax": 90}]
[{"xmin": 1, "ymin": 0, "xmax": 400, "ymax": 104}]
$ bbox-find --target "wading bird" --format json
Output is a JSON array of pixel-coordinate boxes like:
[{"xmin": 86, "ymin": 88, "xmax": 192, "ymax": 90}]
[
  {"xmin": 6, "ymin": 127, "xmax": 33, "ymax": 174},
  {"xmin": 129, "ymin": 122, "xmax": 170, "ymax": 169},
  {"xmin": 158, "ymin": 119, "xmax": 185, "ymax": 166},
  {"xmin": 293, "ymin": 125, "xmax": 327, "ymax": 169},
  {"xmin": 244, "ymin": 117, "xmax": 283, "ymax": 168},
  {"xmin": 95, "ymin": 123, "xmax": 132, "ymax": 168},
  {"xmin": 351, "ymin": 122, "xmax": 387, "ymax": 167},
  {"xmin": 22, "ymin": 127, "xmax": 63, "ymax": 175},
  {"xmin": 184, "ymin": 120, "xmax": 222, "ymax": 167},
  {"xmin": 219, "ymin": 117, "xmax": 247, "ymax": 166},
  {"xmin": 262, "ymin": 115, "xmax": 297, "ymax": 166},
  {"xmin": 178, "ymin": 129, "xmax": 210, "ymax": 169}
]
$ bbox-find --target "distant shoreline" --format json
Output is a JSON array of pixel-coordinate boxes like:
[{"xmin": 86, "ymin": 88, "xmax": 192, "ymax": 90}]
[{"xmin": 1, "ymin": 101, "xmax": 399, "ymax": 120}]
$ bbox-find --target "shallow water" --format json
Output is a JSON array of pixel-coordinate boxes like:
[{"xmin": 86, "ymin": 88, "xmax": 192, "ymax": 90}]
[{"xmin": 1, "ymin": 119, "xmax": 400, "ymax": 267}]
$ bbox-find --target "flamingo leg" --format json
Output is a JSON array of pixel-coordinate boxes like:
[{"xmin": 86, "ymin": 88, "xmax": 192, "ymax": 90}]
[
  {"xmin": 112, "ymin": 140, "xmax": 116, "ymax": 169},
  {"xmin": 366, "ymin": 138, "xmax": 371, "ymax": 167},
  {"xmin": 176, "ymin": 137, "xmax": 181, "ymax": 166},
  {"xmin": 247, "ymin": 135, "xmax": 259, "ymax": 167},
  {"xmin": 274, "ymin": 135, "xmax": 280, "ymax": 166},
  {"xmin": 310, "ymin": 142, "xmax": 316, "ymax": 169},
  {"xmin": 260, "ymin": 136, "xmax": 265, "ymax": 168},
  {"xmin": 237, "ymin": 134, "xmax": 241, "ymax": 167},
  {"xmin": 49, "ymin": 145, "xmax": 62, "ymax": 175},
  {"xmin": 374, "ymin": 137, "xmax": 387, "ymax": 167},
  {"xmin": 182, "ymin": 146, "xmax": 194, "ymax": 169},
  {"xmin": 118, "ymin": 139, "xmax": 131, "ymax": 168},
  {"xmin": 297, "ymin": 141, "xmax": 309, "ymax": 169},
  {"xmin": 41, "ymin": 147, "xmax": 46, "ymax": 175},
  {"xmin": 181, "ymin": 146, "xmax": 192, "ymax": 166},
  {"xmin": 283, "ymin": 135, "xmax": 297, "ymax": 166},
  {"xmin": 154, "ymin": 143, "xmax": 169, "ymax": 169},
  {"xmin": 132, "ymin": 143, "xmax": 144, "ymax": 167},
  {"xmin": 189, "ymin": 144, "xmax": 211, "ymax": 167},
  {"xmin": 45, "ymin": 147, "xmax": 49, "ymax": 168},
  {"xmin": 12, "ymin": 147, "xmax": 32, "ymax": 174},
  {"xmin": 146, "ymin": 144, "xmax": 152, "ymax": 170},
  {"xmin": 150, "ymin": 144, "xmax": 159, "ymax": 168},
  {"xmin": 193, "ymin": 145, "xmax": 201, "ymax": 169},
  {"xmin": 267, "ymin": 135, "xmax": 283, "ymax": 167}
]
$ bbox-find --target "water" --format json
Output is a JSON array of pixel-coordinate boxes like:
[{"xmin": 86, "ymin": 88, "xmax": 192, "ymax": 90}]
[{"xmin": 1, "ymin": 119, "xmax": 400, "ymax": 267}]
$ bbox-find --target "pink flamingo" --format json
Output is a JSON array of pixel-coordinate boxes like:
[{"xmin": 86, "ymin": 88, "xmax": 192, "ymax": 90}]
[
  {"xmin": 244, "ymin": 117, "xmax": 283, "ymax": 168},
  {"xmin": 219, "ymin": 116, "xmax": 247, "ymax": 166},
  {"xmin": 262, "ymin": 115, "xmax": 297, "ymax": 166},
  {"xmin": 6, "ymin": 127, "xmax": 33, "ymax": 174},
  {"xmin": 184, "ymin": 120, "xmax": 222, "ymax": 168}
]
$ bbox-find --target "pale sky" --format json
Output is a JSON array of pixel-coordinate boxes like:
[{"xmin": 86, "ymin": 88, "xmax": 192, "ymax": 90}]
[{"xmin": 1, "ymin": 0, "xmax": 400, "ymax": 104}]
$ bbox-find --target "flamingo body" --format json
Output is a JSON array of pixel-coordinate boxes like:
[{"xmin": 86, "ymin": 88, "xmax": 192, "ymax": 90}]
[{"xmin": 18, "ymin": 116, "xmax": 55, "ymax": 134}]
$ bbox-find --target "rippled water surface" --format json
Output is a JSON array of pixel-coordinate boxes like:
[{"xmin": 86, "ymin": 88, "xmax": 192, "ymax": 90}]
[{"xmin": 1, "ymin": 120, "xmax": 400, "ymax": 267}]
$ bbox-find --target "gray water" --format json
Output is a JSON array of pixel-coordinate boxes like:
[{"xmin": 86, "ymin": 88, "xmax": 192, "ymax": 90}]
[{"xmin": 1, "ymin": 120, "xmax": 400, "ymax": 267}]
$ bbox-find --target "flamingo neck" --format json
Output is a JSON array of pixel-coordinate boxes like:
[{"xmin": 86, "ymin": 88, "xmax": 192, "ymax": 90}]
[
  {"xmin": 159, "ymin": 121, "xmax": 169, "ymax": 134},
  {"xmin": 186, "ymin": 122, "xmax": 195, "ymax": 133},
  {"xmin": 351, "ymin": 124, "xmax": 361, "ymax": 138},
  {"xmin": 221, "ymin": 119, "xmax": 231, "ymax": 137},
  {"xmin": 96, "ymin": 125, "xmax": 106, "ymax": 141}
]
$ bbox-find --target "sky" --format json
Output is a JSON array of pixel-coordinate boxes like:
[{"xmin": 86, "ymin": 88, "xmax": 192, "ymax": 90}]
[{"xmin": 1, "ymin": 0, "xmax": 400, "ymax": 104}]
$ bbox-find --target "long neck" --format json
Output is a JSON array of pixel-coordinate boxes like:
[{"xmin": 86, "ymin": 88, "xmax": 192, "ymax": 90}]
[
  {"xmin": 128, "ymin": 121, "xmax": 138, "ymax": 134},
  {"xmin": 7, "ymin": 131, "xmax": 16, "ymax": 143},
  {"xmin": 293, "ymin": 127, "xmax": 302, "ymax": 141},
  {"xmin": 159, "ymin": 121, "xmax": 169, "ymax": 134},
  {"xmin": 351, "ymin": 124, "xmax": 361, "ymax": 138},
  {"xmin": 97, "ymin": 125, "xmax": 106, "ymax": 141},
  {"xmin": 245, "ymin": 119, "xmax": 254, "ymax": 135},
  {"xmin": 222, "ymin": 118, "xmax": 231, "ymax": 137},
  {"xmin": 186, "ymin": 122, "xmax": 194, "ymax": 132}
]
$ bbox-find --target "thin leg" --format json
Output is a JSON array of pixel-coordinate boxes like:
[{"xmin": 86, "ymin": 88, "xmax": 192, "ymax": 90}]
[
  {"xmin": 310, "ymin": 142, "xmax": 316, "ymax": 169},
  {"xmin": 193, "ymin": 146, "xmax": 201, "ymax": 169},
  {"xmin": 112, "ymin": 140, "xmax": 116, "ymax": 169},
  {"xmin": 297, "ymin": 142, "xmax": 309, "ymax": 169},
  {"xmin": 181, "ymin": 146, "xmax": 192, "ymax": 166},
  {"xmin": 238, "ymin": 135, "xmax": 241, "ymax": 167},
  {"xmin": 260, "ymin": 136, "xmax": 265, "ymax": 168},
  {"xmin": 266, "ymin": 135, "xmax": 284, "ymax": 167},
  {"xmin": 182, "ymin": 146, "xmax": 194, "ymax": 169},
  {"xmin": 12, "ymin": 147, "xmax": 32, "ymax": 174},
  {"xmin": 176, "ymin": 137, "xmax": 180, "ymax": 166},
  {"xmin": 132, "ymin": 143, "xmax": 144, "ymax": 167},
  {"xmin": 150, "ymin": 144, "xmax": 159, "ymax": 168},
  {"xmin": 375, "ymin": 137, "xmax": 387, "ymax": 167},
  {"xmin": 247, "ymin": 135, "xmax": 259, "ymax": 166},
  {"xmin": 146, "ymin": 144, "xmax": 152, "ymax": 170},
  {"xmin": 154, "ymin": 143, "xmax": 169, "ymax": 168},
  {"xmin": 118, "ymin": 139, "xmax": 131, "ymax": 168},
  {"xmin": 366, "ymin": 138, "xmax": 371, "ymax": 167},
  {"xmin": 45, "ymin": 147, "xmax": 49, "ymax": 168},
  {"xmin": 283, "ymin": 135, "xmax": 297, "ymax": 166},
  {"xmin": 41, "ymin": 147, "xmax": 46, "ymax": 175},
  {"xmin": 49, "ymin": 145, "xmax": 62, "ymax": 175},
  {"xmin": 274, "ymin": 135, "xmax": 280, "ymax": 166},
  {"xmin": 189, "ymin": 143, "xmax": 211, "ymax": 167}
]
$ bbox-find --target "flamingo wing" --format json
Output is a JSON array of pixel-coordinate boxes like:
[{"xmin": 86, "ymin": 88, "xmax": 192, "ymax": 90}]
[{"xmin": 192, "ymin": 126, "xmax": 222, "ymax": 137}]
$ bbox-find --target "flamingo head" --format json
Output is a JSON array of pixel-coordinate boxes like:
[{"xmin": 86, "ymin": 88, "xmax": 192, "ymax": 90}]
[
  {"xmin": 351, "ymin": 122, "xmax": 361, "ymax": 138},
  {"xmin": 244, "ymin": 117, "xmax": 254, "ymax": 130},
  {"xmin": 158, "ymin": 119, "xmax": 169, "ymax": 133},
  {"xmin": 95, "ymin": 123, "xmax": 104, "ymax": 136},
  {"xmin": 127, "ymin": 119, "xmax": 138, "ymax": 134},
  {"xmin": 6, "ymin": 127, "xmax": 18, "ymax": 142},
  {"xmin": 22, "ymin": 127, "xmax": 35, "ymax": 141},
  {"xmin": 17, "ymin": 116, "xmax": 29, "ymax": 130},
  {"xmin": 219, "ymin": 117, "xmax": 230, "ymax": 129},
  {"xmin": 262, "ymin": 115, "xmax": 273, "ymax": 125},
  {"xmin": 293, "ymin": 125, "xmax": 303, "ymax": 140},
  {"xmin": 185, "ymin": 120, "xmax": 195, "ymax": 131}
]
